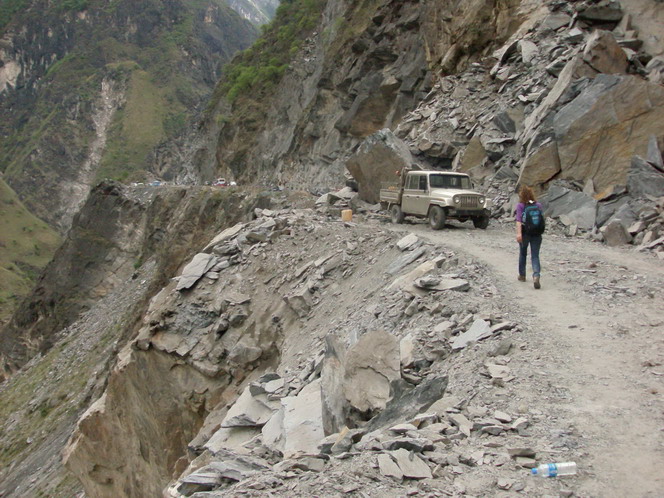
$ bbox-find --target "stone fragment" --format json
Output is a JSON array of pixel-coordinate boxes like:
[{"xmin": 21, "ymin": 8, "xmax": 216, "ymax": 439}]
[
  {"xmin": 447, "ymin": 413, "xmax": 472, "ymax": 437},
  {"xmin": 451, "ymin": 319, "xmax": 492, "ymax": 351},
  {"xmin": 400, "ymin": 334, "xmax": 416, "ymax": 367},
  {"xmin": 515, "ymin": 457, "xmax": 537, "ymax": 468},
  {"xmin": 497, "ymin": 478, "xmax": 513, "ymax": 490},
  {"xmin": 565, "ymin": 27, "xmax": 585, "ymax": 44},
  {"xmin": 386, "ymin": 247, "xmax": 426, "ymax": 275},
  {"xmin": 508, "ymin": 447, "xmax": 536, "ymax": 458},
  {"xmin": 274, "ymin": 456, "xmax": 326, "ymax": 473},
  {"xmin": 489, "ymin": 339, "xmax": 513, "ymax": 357},
  {"xmin": 414, "ymin": 277, "xmax": 470, "ymax": 292},
  {"xmin": 646, "ymin": 136, "xmax": 664, "ymax": 171},
  {"xmin": 284, "ymin": 288, "xmax": 313, "ymax": 318},
  {"xmin": 365, "ymin": 376, "xmax": 448, "ymax": 432},
  {"xmin": 221, "ymin": 387, "xmax": 275, "ymax": 428},
  {"xmin": 397, "ymin": 233, "xmax": 419, "ymax": 251},
  {"xmin": 511, "ymin": 418, "xmax": 529, "ymax": 431},
  {"xmin": 485, "ymin": 363, "xmax": 510, "ymax": 379},
  {"xmin": 204, "ymin": 223, "xmax": 246, "ymax": 252},
  {"xmin": 389, "ymin": 423, "xmax": 418, "ymax": 434},
  {"xmin": 378, "ymin": 453, "xmax": 403, "ymax": 480},
  {"xmin": 262, "ymin": 407, "xmax": 285, "ymax": 452},
  {"xmin": 176, "ymin": 253, "xmax": 217, "ymax": 291},
  {"xmin": 481, "ymin": 425, "xmax": 504, "ymax": 436},
  {"xmin": 519, "ymin": 40, "xmax": 538, "ymax": 66},
  {"xmin": 390, "ymin": 449, "xmax": 432, "ymax": 479},
  {"xmin": 494, "ymin": 411, "xmax": 512, "ymax": 423},
  {"xmin": 382, "ymin": 437, "xmax": 433, "ymax": 452},
  {"xmin": 228, "ymin": 344, "xmax": 262, "ymax": 366}
]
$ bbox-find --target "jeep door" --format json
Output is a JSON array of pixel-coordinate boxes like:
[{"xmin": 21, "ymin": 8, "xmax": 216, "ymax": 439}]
[{"xmin": 401, "ymin": 173, "xmax": 429, "ymax": 216}]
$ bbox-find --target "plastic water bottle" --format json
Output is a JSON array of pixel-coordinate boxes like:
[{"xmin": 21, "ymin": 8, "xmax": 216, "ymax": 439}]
[{"xmin": 531, "ymin": 462, "xmax": 577, "ymax": 477}]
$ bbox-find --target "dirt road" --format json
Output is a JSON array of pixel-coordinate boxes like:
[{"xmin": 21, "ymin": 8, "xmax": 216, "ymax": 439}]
[{"xmin": 390, "ymin": 219, "xmax": 664, "ymax": 497}]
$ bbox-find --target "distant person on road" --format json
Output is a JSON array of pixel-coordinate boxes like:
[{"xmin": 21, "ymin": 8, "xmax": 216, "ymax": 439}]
[{"xmin": 516, "ymin": 185, "xmax": 544, "ymax": 289}]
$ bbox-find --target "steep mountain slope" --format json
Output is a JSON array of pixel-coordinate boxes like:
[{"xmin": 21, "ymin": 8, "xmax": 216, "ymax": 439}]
[
  {"xmin": 191, "ymin": 0, "xmax": 531, "ymax": 188},
  {"xmin": 0, "ymin": 177, "xmax": 60, "ymax": 326},
  {"xmin": 228, "ymin": 0, "xmax": 280, "ymax": 25},
  {"xmin": 0, "ymin": 0, "xmax": 258, "ymax": 233}
]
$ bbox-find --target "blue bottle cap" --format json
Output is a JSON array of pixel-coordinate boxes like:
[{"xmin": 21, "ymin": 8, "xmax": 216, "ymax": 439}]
[{"xmin": 531, "ymin": 468, "xmax": 538, "ymax": 475}]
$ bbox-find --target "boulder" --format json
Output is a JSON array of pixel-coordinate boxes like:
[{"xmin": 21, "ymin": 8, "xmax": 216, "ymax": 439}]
[
  {"xmin": 457, "ymin": 136, "xmax": 487, "ymax": 173},
  {"xmin": 221, "ymin": 387, "xmax": 276, "ymax": 428},
  {"xmin": 343, "ymin": 329, "xmax": 401, "ymax": 414},
  {"xmin": 518, "ymin": 141, "xmax": 561, "ymax": 192},
  {"xmin": 628, "ymin": 156, "xmax": 664, "ymax": 199},
  {"xmin": 577, "ymin": 2, "xmax": 623, "ymax": 23},
  {"xmin": 646, "ymin": 136, "xmax": 664, "ymax": 171},
  {"xmin": 345, "ymin": 129, "xmax": 413, "ymax": 204},
  {"xmin": 601, "ymin": 220, "xmax": 633, "ymax": 246},
  {"xmin": 552, "ymin": 76, "xmax": 664, "ymax": 196},
  {"xmin": 281, "ymin": 379, "xmax": 325, "ymax": 457},
  {"xmin": 284, "ymin": 288, "xmax": 313, "ymax": 318},
  {"xmin": 582, "ymin": 30, "xmax": 628, "ymax": 75},
  {"xmin": 542, "ymin": 13, "xmax": 572, "ymax": 31},
  {"xmin": 541, "ymin": 186, "xmax": 597, "ymax": 230}
]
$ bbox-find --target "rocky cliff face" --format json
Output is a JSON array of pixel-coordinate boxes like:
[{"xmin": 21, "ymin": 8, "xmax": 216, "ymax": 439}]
[
  {"xmin": 195, "ymin": 0, "xmax": 531, "ymax": 191},
  {"xmin": 0, "ymin": 182, "xmax": 267, "ymax": 381},
  {"xmin": 0, "ymin": 0, "xmax": 257, "ymax": 233}
]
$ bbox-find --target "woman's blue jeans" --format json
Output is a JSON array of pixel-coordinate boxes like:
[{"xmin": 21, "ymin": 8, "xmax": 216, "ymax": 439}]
[{"xmin": 519, "ymin": 234, "xmax": 542, "ymax": 277}]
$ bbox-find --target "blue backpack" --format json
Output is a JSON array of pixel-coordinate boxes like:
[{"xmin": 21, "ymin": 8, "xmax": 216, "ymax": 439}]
[{"xmin": 522, "ymin": 203, "xmax": 545, "ymax": 235}]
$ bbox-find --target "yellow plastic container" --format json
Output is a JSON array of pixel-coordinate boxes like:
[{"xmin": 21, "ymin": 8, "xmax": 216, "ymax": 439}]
[{"xmin": 341, "ymin": 209, "xmax": 353, "ymax": 222}]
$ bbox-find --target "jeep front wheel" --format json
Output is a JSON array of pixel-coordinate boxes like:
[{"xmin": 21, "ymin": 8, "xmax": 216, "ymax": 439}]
[
  {"xmin": 473, "ymin": 215, "xmax": 490, "ymax": 229},
  {"xmin": 390, "ymin": 204, "xmax": 405, "ymax": 224},
  {"xmin": 429, "ymin": 206, "xmax": 446, "ymax": 230}
]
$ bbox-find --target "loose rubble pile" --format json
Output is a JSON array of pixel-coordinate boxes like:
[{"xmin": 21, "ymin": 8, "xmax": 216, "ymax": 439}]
[
  {"xmin": 62, "ymin": 201, "xmax": 595, "ymax": 497},
  {"xmin": 342, "ymin": 0, "xmax": 664, "ymax": 258}
]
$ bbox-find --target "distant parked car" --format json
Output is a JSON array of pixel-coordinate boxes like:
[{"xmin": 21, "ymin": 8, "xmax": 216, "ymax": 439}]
[
  {"xmin": 213, "ymin": 178, "xmax": 227, "ymax": 187},
  {"xmin": 150, "ymin": 180, "xmax": 162, "ymax": 187}
]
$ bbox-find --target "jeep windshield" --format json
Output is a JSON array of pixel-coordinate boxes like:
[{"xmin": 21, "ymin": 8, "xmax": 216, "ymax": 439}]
[{"xmin": 429, "ymin": 174, "xmax": 472, "ymax": 190}]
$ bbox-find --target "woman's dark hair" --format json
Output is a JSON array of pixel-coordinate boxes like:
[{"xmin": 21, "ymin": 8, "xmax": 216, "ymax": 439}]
[{"xmin": 519, "ymin": 185, "xmax": 536, "ymax": 204}]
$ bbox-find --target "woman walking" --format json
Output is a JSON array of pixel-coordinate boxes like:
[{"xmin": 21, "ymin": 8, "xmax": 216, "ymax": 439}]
[{"xmin": 516, "ymin": 185, "xmax": 545, "ymax": 289}]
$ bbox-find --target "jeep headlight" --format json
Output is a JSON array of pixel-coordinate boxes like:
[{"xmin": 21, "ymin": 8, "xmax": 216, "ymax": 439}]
[
  {"xmin": 479, "ymin": 196, "xmax": 486, "ymax": 205},
  {"xmin": 453, "ymin": 195, "xmax": 460, "ymax": 204}
]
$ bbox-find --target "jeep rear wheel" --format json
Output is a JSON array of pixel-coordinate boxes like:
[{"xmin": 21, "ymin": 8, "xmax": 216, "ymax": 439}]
[
  {"xmin": 473, "ymin": 215, "xmax": 490, "ymax": 229},
  {"xmin": 390, "ymin": 204, "xmax": 405, "ymax": 224},
  {"xmin": 429, "ymin": 206, "xmax": 446, "ymax": 230}
]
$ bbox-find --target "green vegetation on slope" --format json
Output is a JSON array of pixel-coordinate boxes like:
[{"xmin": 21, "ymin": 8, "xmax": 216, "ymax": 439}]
[
  {"xmin": 1, "ymin": 0, "xmax": 258, "ymax": 198},
  {"xmin": 210, "ymin": 0, "xmax": 325, "ymax": 107},
  {"xmin": 0, "ymin": 179, "xmax": 60, "ymax": 324}
]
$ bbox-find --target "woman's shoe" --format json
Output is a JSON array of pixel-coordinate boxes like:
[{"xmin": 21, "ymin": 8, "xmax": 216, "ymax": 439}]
[
  {"xmin": 533, "ymin": 276, "xmax": 541, "ymax": 289},
  {"xmin": 518, "ymin": 275, "xmax": 526, "ymax": 282}
]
